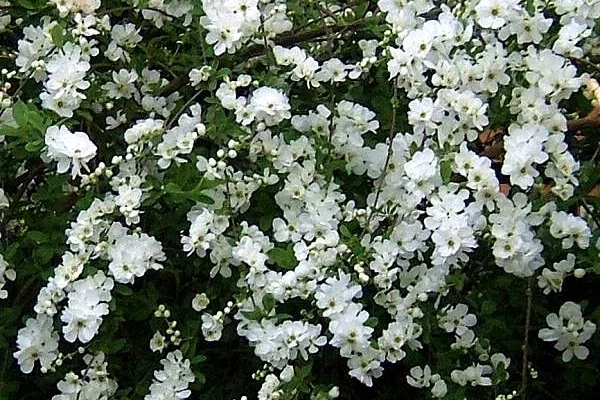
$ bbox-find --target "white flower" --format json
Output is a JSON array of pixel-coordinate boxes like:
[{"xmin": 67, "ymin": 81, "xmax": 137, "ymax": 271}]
[
  {"xmin": 201, "ymin": 313, "xmax": 223, "ymax": 341},
  {"xmin": 44, "ymin": 125, "xmax": 97, "ymax": 178},
  {"xmin": 102, "ymin": 68, "xmax": 139, "ymax": 99},
  {"xmin": 61, "ymin": 271, "xmax": 113, "ymax": 343},
  {"xmin": 108, "ymin": 231, "xmax": 165, "ymax": 284},
  {"xmin": 145, "ymin": 350, "xmax": 195, "ymax": 400},
  {"xmin": 191, "ymin": 293, "xmax": 210, "ymax": 311},
  {"xmin": 0, "ymin": 254, "xmax": 15, "ymax": 299},
  {"xmin": 249, "ymin": 86, "xmax": 291, "ymax": 126},
  {"xmin": 150, "ymin": 331, "xmax": 166, "ymax": 353},
  {"xmin": 439, "ymin": 303, "xmax": 477, "ymax": 335},
  {"xmin": 474, "ymin": 0, "xmax": 519, "ymax": 29},
  {"xmin": 538, "ymin": 301, "xmax": 596, "ymax": 362},
  {"xmin": 347, "ymin": 346, "xmax": 383, "ymax": 387},
  {"xmin": 14, "ymin": 314, "xmax": 59, "ymax": 373}
]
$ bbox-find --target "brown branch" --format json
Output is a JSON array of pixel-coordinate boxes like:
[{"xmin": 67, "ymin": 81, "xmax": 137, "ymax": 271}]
[
  {"xmin": 568, "ymin": 56, "xmax": 600, "ymax": 74},
  {"xmin": 567, "ymin": 106, "xmax": 600, "ymax": 132},
  {"xmin": 11, "ymin": 163, "xmax": 46, "ymax": 207},
  {"xmin": 518, "ymin": 277, "xmax": 533, "ymax": 398},
  {"xmin": 245, "ymin": 16, "xmax": 373, "ymax": 57},
  {"xmin": 160, "ymin": 16, "xmax": 376, "ymax": 96}
]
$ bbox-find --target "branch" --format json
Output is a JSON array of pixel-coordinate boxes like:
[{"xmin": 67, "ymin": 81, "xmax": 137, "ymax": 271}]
[
  {"xmin": 519, "ymin": 277, "xmax": 533, "ymax": 398},
  {"xmin": 567, "ymin": 106, "xmax": 600, "ymax": 132},
  {"xmin": 11, "ymin": 163, "xmax": 46, "ymax": 207},
  {"xmin": 568, "ymin": 55, "xmax": 600, "ymax": 75},
  {"xmin": 160, "ymin": 16, "xmax": 376, "ymax": 96},
  {"xmin": 243, "ymin": 16, "xmax": 374, "ymax": 57}
]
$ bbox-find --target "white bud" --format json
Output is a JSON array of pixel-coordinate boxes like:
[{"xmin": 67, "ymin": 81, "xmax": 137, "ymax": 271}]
[{"xmin": 328, "ymin": 386, "xmax": 340, "ymax": 398}]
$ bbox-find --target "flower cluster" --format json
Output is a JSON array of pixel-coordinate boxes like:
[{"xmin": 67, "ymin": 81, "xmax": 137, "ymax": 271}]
[
  {"xmin": 145, "ymin": 350, "xmax": 195, "ymax": 400},
  {"xmin": 1, "ymin": 0, "xmax": 599, "ymax": 399},
  {"xmin": 41, "ymin": 44, "xmax": 92, "ymax": 117},
  {"xmin": 52, "ymin": 352, "xmax": 118, "ymax": 400},
  {"xmin": 201, "ymin": 0, "xmax": 292, "ymax": 55}
]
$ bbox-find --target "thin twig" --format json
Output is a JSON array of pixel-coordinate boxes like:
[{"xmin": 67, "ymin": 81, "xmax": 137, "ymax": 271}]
[
  {"xmin": 519, "ymin": 277, "xmax": 533, "ymax": 398},
  {"xmin": 360, "ymin": 82, "xmax": 399, "ymax": 236},
  {"xmin": 580, "ymin": 199, "xmax": 600, "ymax": 230},
  {"xmin": 166, "ymin": 89, "xmax": 205, "ymax": 129}
]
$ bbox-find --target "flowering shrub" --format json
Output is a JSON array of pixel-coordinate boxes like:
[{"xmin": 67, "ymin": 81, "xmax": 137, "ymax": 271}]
[{"xmin": 1, "ymin": 0, "xmax": 600, "ymax": 399}]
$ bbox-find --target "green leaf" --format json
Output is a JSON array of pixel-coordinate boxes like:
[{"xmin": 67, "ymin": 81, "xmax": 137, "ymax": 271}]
[
  {"xmin": 447, "ymin": 271, "xmax": 465, "ymax": 291},
  {"xmin": 24, "ymin": 139, "xmax": 43, "ymax": 152},
  {"xmin": 190, "ymin": 355, "xmax": 207, "ymax": 364},
  {"xmin": 440, "ymin": 159, "xmax": 452, "ymax": 184},
  {"xmin": 114, "ymin": 284, "xmax": 134, "ymax": 296},
  {"xmin": 164, "ymin": 182, "xmax": 215, "ymax": 204},
  {"xmin": 49, "ymin": 24, "xmax": 66, "ymax": 47},
  {"xmin": 17, "ymin": 0, "xmax": 48, "ymax": 9},
  {"xmin": 268, "ymin": 247, "xmax": 297, "ymax": 270},
  {"xmin": 262, "ymin": 293, "xmax": 276, "ymax": 312},
  {"xmin": 103, "ymin": 338, "xmax": 128, "ymax": 354},
  {"xmin": 11, "ymin": 101, "xmax": 31, "ymax": 130},
  {"xmin": 481, "ymin": 300, "xmax": 497, "ymax": 315},
  {"xmin": 26, "ymin": 230, "xmax": 48, "ymax": 244}
]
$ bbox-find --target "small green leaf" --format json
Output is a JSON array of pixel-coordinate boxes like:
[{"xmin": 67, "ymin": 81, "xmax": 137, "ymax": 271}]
[
  {"xmin": 441, "ymin": 159, "xmax": 452, "ymax": 184},
  {"xmin": 262, "ymin": 293, "xmax": 276, "ymax": 312},
  {"xmin": 49, "ymin": 24, "xmax": 66, "ymax": 47},
  {"xmin": 190, "ymin": 355, "xmax": 207, "ymax": 364},
  {"xmin": 481, "ymin": 300, "xmax": 497, "ymax": 315},
  {"xmin": 17, "ymin": 0, "xmax": 47, "ymax": 9},
  {"xmin": 25, "ymin": 139, "xmax": 43, "ymax": 152},
  {"xmin": 268, "ymin": 247, "xmax": 297, "ymax": 270},
  {"xmin": 114, "ymin": 284, "xmax": 133, "ymax": 296},
  {"xmin": 26, "ymin": 230, "xmax": 48, "ymax": 244},
  {"xmin": 11, "ymin": 101, "xmax": 30, "ymax": 129}
]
